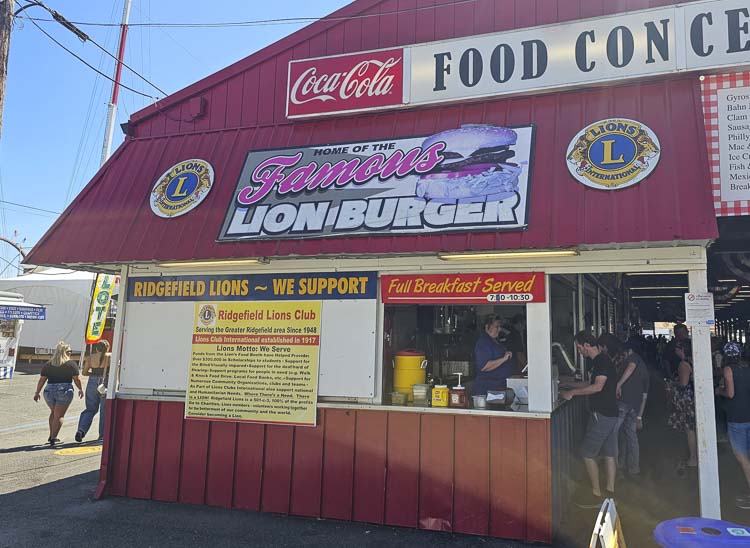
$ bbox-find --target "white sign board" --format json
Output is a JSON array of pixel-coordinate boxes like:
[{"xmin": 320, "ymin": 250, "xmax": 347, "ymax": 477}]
[
  {"xmin": 685, "ymin": 292, "xmax": 716, "ymax": 327},
  {"xmin": 717, "ymin": 86, "xmax": 750, "ymax": 202},
  {"xmin": 287, "ymin": 0, "xmax": 750, "ymax": 119}
]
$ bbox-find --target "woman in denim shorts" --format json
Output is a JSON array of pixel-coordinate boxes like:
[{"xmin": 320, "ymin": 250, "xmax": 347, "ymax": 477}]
[
  {"xmin": 716, "ymin": 341, "xmax": 750, "ymax": 509},
  {"xmin": 33, "ymin": 341, "xmax": 84, "ymax": 447}
]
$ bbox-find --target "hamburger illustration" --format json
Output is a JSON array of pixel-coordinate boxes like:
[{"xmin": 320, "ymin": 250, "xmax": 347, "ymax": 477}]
[{"xmin": 416, "ymin": 124, "xmax": 523, "ymax": 202}]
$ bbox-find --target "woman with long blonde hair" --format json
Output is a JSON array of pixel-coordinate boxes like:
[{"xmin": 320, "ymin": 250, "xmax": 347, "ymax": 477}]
[{"xmin": 33, "ymin": 341, "xmax": 83, "ymax": 447}]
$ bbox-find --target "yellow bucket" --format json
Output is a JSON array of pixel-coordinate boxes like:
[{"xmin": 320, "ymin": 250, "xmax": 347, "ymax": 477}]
[{"xmin": 394, "ymin": 350, "xmax": 427, "ymax": 401}]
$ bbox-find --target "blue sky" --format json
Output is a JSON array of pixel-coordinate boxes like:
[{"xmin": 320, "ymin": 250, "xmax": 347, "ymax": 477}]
[{"xmin": 0, "ymin": 0, "xmax": 350, "ymax": 271}]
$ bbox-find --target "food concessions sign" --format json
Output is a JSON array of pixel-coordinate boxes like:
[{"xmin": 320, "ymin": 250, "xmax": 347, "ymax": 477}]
[
  {"xmin": 219, "ymin": 124, "xmax": 534, "ymax": 240},
  {"xmin": 286, "ymin": 0, "xmax": 750, "ymax": 119},
  {"xmin": 127, "ymin": 272, "xmax": 376, "ymax": 426},
  {"xmin": 381, "ymin": 272, "xmax": 545, "ymax": 304}
]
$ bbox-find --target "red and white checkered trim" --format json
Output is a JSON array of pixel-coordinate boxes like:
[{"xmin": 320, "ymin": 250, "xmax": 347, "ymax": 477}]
[{"xmin": 701, "ymin": 72, "xmax": 750, "ymax": 217}]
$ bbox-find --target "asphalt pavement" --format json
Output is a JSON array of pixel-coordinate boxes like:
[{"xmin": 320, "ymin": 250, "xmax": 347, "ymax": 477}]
[{"xmin": 0, "ymin": 363, "xmax": 536, "ymax": 548}]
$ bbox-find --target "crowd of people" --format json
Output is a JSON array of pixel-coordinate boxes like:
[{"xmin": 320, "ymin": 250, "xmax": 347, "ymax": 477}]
[{"xmin": 561, "ymin": 325, "xmax": 750, "ymax": 511}]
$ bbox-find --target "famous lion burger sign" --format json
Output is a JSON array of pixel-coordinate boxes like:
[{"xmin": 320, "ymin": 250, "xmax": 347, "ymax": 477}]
[{"xmin": 219, "ymin": 124, "xmax": 534, "ymax": 241}]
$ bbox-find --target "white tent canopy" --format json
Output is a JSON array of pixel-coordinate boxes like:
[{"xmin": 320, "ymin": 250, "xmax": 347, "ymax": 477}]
[{"xmin": 0, "ymin": 268, "xmax": 95, "ymax": 352}]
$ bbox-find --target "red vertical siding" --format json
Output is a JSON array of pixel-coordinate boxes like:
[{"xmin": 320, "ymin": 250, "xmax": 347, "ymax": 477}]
[
  {"xmin": 205, "ymin": 421, "xmax": 237, "ymax": 508},
  {"xmin": 526, "ymin": 420, "xmax": 552, "ymax": 543},
  {"xmin": 107, "ymin": 401, "xmax": 552, "ymax": 543},
  {"xmin": 490, "ymin": 417, "xmax": 527, "ymax": 540},
  {"xmin": 126, "ymin": 400, "xmax": 158, "ymax": 499},
  {"xmin": 454, "ymin": 415, "xmax": 490, "ymax": 536},
  {"xmin": 233, "ymin": 423, "xmax": 264, "ymax": 511},
  {"xmin": 178, "ymin": 419, "xmax": 210, "ymax": 505},
  {"xmin": 384, "ymin": 412, "xmax": 421, "ymax": 528},
  {"xmin": 261, "ymin": 425, "xmax": 294, "ymax": 514},
  {"xmin": 352, "ymin": 411, "xmax": 388, "ymax": 524},
  {"xmin": 108, "ymin": 398, "xmax": 134, "ymax": 496},
  {"xmin": 419, "ymin": 414, "xmax": 454, "ymax": 531},
  {"xmin": 152, "ymin": 402, "xmax": 184, "ymax": 502},
  {"xmin": 321, "ymin": 409, "xmax": 356, "ymax": 520},
  {"xmin": 290, "ymin": 410, "xmax": 325, "ymax": 517}
]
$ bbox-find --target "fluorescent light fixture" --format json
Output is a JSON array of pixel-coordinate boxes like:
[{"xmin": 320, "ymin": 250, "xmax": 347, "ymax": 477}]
[
  {"xmin": 629, "ymin": 286, "xmax": 688, "ymax": 290},
  {"xmin": 631, "ymin": 295, "xmax": 683, "ymax": 299},
  {"xmin": 157, "ymin": 258, "xmax": 269, "ymax": 268},
  {"xmin": 437, "ymin": 249, "xmax": 578, "ymax": 261},
  {"xmin": 625, "ymin": 272, "xmax": 687, "ymax": 276},
  {"xmin": 718, "ymin": 279, "xmax": 737, "ymax": 283}
]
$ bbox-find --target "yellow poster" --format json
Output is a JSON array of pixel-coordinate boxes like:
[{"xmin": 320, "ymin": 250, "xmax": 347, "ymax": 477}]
[{"xmin": 186, "ymin": 300, "xmax": 322, "ymax": 426}]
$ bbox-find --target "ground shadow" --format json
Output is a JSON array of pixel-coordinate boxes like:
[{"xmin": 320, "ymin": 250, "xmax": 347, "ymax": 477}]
[
  {"xmin": 0, "ymin": 470, "xmax": 534, "ymax": 548},
  {"xmin": 0, "ymin": 438, "xmax": 102, "ymax": 455}
]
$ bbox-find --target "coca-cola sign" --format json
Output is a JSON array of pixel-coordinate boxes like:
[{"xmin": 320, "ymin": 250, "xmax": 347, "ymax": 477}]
[{"xmin": 286, "ymin": 49, "xmax": 406, "ymax": 118}]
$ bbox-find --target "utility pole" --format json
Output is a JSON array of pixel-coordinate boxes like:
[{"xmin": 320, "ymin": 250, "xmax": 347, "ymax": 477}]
[
  {"xmin": 101, "ymin": 0, "xmax": 131, "ymax": 165},
  {"xmin": 0, "ymin": 0, "xmax": 14, "ymax": 141}
]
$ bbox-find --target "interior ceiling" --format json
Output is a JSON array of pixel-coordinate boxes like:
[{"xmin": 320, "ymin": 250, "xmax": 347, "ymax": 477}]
[{"xmin": 626, "ymin": 216, "xmax": 750, "ymax": 323}]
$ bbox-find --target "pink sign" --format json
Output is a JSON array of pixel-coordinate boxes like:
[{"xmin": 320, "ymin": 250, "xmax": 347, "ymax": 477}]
[{"xmin": 286, "ymin": 49, "xmax": 405, "ymax": 118}]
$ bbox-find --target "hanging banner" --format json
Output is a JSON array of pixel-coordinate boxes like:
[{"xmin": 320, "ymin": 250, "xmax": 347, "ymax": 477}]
[
  {"xmin": 85, "ymin": 274, "xmax": 116, "ymax": 344},
  {"xmin": 186, "ymin": 300, "xmax": 322, "ymax": 426},
  {"xmin": 381, "ymin": 272, "xmax": 545, "ymax": 304},
  {"xmin": 219, "ymin": 124, "xmax": 535, "ymax": 240}
]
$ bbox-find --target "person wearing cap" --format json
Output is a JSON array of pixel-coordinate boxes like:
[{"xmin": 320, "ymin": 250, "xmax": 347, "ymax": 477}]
[
  {"xmin": 473, "ymin": 314, "xmax": 515, "ymax": 396},
  {"xmin": 716, "ymin": 341, "xmax": 750, "ymax": 509}
]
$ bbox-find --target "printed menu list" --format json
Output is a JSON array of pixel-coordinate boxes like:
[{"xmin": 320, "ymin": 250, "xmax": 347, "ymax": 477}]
[
  {"xmin": 186, "ymin": 301, "xmax": 321, "ymax": 426},
  {"xmin": 718, "ymin": 86, "xmax": 750, "ymax": 202}
]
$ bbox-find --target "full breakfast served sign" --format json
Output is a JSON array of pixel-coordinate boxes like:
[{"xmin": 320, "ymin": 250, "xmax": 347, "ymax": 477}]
[
  {"xmin": 381, "ymin": 272, "xmax": 546, "ymax": 304},
  {"xmin": 219, "ymin": 124, "xmax": 534, "ymax": 240}
]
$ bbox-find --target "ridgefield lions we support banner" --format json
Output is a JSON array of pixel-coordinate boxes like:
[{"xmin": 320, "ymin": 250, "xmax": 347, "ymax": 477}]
[{"xmin": 219, "ymin": 124, "xmax": 534, "ymax": 240}]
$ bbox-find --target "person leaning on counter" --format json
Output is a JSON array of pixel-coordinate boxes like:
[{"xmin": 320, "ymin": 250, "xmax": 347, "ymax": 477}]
[{"xmin": 472, "ymin": 314, "xmax": 516, "ymax": 396}]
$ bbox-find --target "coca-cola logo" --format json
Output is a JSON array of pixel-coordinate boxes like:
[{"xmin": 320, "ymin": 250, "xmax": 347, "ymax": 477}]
[
  {"xmin": 287, "ymin": 49, "xmax": 405, "ymax": 118},
  {"xmin": 290, "ymin": 57, "xmax": 401, "ymax": 106}
]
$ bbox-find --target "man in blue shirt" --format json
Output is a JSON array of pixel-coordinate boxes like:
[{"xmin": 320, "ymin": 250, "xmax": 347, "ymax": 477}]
[{"xmin": 473, "ymin": 314, "xmax": 516, "ymax": 395}]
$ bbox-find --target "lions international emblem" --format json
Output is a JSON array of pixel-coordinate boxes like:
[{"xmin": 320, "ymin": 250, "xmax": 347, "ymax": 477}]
[
  {"xmin": 566, "ymin": 119, "xmax": 660, "ymax": 190},
  {"xmin": 198, "ymin": 304, "xmax": 217, "ymax": 327},
  {"xmin": 150, "ymin": 159, "xmax": 214, "ymax": 218}
]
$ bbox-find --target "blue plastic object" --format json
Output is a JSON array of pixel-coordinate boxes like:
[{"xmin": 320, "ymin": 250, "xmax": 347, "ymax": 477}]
[{"xmin": 654, "ymin": 518, "xmax": 750, "ymax": 547}]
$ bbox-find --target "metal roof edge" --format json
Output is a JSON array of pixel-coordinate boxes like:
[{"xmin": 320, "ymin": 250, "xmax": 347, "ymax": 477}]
[
  {"xmin": 128, "ymin": 0, "xmax": 384, "ymax": 127},
  {"xmin": 30, "ymin": 240, "xmax": 714, "ymax": 272}
]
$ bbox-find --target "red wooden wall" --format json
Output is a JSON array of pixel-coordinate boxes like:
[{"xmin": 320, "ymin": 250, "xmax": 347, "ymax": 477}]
[{"xmin": 101, "ymin": 399, "xmax": 551, "ymax": 543}]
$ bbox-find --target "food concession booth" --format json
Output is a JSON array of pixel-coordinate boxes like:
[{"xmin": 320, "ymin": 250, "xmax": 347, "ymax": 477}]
[{"xmin": 24, "ymin": 0, "xmax": 749, "ymax": 543}]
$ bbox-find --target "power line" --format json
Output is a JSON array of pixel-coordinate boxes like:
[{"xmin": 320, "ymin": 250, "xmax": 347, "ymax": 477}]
[
  {"xmin": 23, "ymin": 14, "xmax": 158, "ymax": 99},
  {"xmin": 77, "ymin": 21, "xmax": 167, "ymax": 96},
  {"xmin": 14, "ymin": 0, "xmax": 166, "ymax": 96},
  {"xmin": 0, "ymin": 199, "xmax": 61, "ymax": 215},
  {"xmin": 23, "ymin": 0, "xmax": 477, "ymax": 28}
]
